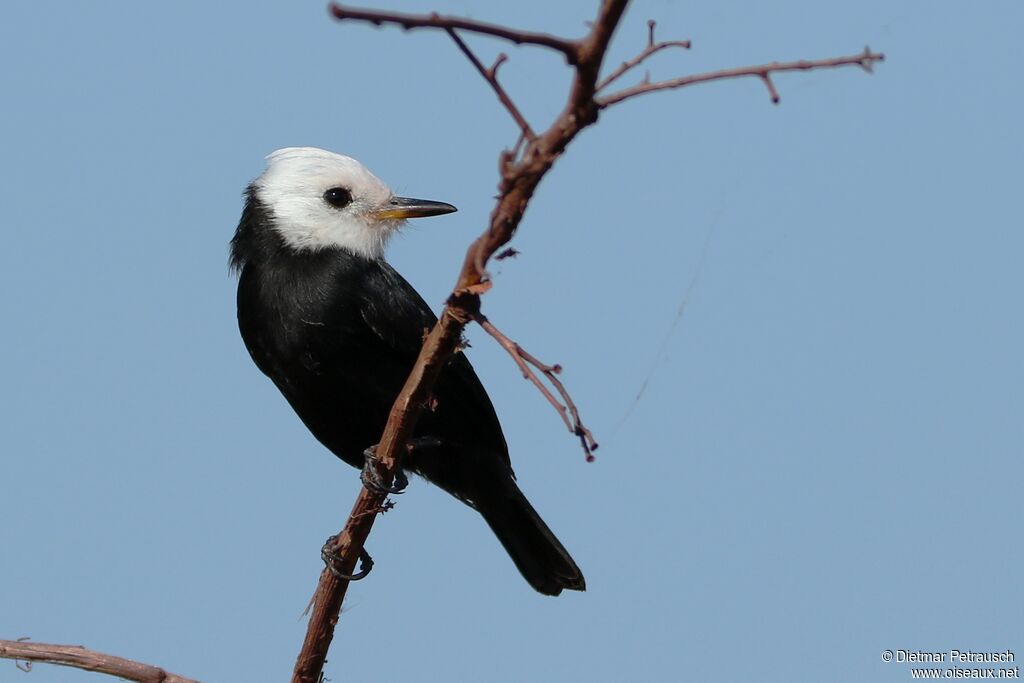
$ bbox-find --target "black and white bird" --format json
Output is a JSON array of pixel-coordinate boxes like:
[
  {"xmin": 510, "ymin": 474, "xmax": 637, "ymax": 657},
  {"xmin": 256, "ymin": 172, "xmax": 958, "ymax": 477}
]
[{"xmin": 230, "ymin": 147, "xmax": 584, "ymax": 596}]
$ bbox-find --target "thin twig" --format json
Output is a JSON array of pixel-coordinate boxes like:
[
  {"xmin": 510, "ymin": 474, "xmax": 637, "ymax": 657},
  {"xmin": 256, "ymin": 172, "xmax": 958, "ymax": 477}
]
[
  {"xmin": 598, "ymin": 47, "xmax": 885, "ymax": 107},
  {"xmin": 330, "ymin": 3, "xmax": 579, "ymax": 62},
  {"xmin": 475, "ymin": 313, "xmax": 597, "ymax": 461},
  {"xmin": 0, "ymin": 640, "xmax": 199, "ymax": 683},
  {"xmin": 759, "ymin": 72, "xmax": 780, "ymax": 103},
  {"xmin": 445, "ymin": 28, "xmax": 535, "ymax": 139},
  {"xmin": 597, "ymin": 20, "xmax": 691, "ymax": 91}
]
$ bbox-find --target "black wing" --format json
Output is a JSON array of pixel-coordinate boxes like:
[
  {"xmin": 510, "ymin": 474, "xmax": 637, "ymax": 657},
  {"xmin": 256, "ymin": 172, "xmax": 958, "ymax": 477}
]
[{"xmin": 358, "ymin": 261, "xmax": 512, "ymax": 471}]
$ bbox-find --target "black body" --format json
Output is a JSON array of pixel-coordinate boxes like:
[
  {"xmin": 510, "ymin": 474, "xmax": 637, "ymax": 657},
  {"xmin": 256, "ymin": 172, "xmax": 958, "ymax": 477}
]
[{"xmin": 231, "ymin": 188, "xmax": 584, "ymax": 595}]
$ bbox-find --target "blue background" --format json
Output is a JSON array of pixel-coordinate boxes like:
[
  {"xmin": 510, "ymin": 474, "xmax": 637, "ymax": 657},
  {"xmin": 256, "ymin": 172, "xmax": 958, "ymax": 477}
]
[{"xmin": 2, "ymin": 1, "xmax": 1020, "ymax": 681}]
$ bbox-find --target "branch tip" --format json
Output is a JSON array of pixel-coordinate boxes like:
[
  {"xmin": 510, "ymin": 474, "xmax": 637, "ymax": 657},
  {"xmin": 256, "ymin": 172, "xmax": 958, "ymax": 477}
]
[
  {"xmin": 598, "ymin": 48, "xmax": 885, "ymax": 108},
  {"xmin": 475, "ymin": 315, "xmax": 596, "ymax": 462},
  {"xmin": 490, "ymin": 53, "xmax": 509, "ymax": 76},
  {"xmin": 759, "ymin": 72, "xmax": 780, "ymax": 104},
  {"xmin": 0, "ymin": 640, "xmax": 199, "ymax": 683}
]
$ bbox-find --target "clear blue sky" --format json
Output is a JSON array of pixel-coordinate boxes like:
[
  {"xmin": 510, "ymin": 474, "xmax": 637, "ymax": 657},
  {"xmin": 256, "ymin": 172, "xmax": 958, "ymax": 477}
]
[{"xmin": 2, "ymin": 1, "xmax": 1021, "ymax": 681}]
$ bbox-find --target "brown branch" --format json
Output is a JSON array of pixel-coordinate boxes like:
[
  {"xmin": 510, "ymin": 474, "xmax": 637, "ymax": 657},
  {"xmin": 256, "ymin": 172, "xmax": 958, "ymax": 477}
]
[
  {"xmin": 445, "ymin": 29, "xmax": 535, "ymax": 140},
  {"xmin": 597, "ymin": 20, "xmax": 691, "ymax": 92},
  {"xmin": 0, "ymin": 640, "xmax": 199, "ymax": 683},
  {"xmin": 295, "ymin": 2, "xmax": 883, "ymax": 682},
  {"xmin": 291, "ymin": 307, "xmax": 466, "ymax": 683},
  {"xmin": 329, "ymin": 3, "xmax": 579, "ymax": 62},
  {"xmin": 0, "ymin": 8, "xmax": 884, "ymax": 683},
  {"xmin": 598, "ymin": 46, "xmax": 885, "ymax": 107},
  {"xmin": 293, "ymin": 4, "xmax": 631, "ymax": 682},
  {"xmin": 475, "ymin": 313, "xmax": 597, "ymax": 461}
]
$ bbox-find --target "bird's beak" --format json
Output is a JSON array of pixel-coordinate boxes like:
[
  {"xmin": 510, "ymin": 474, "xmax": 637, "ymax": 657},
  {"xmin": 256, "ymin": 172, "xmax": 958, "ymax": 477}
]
[{"xmin": 375, "ymin": 196, "xmax": 458, "ymax": 220}]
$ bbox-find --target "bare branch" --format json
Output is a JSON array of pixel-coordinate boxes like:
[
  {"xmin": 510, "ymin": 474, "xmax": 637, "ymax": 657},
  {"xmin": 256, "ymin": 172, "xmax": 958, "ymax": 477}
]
[
  {"xmin": 330, "ymin": 3, "xmax": 579, "ymax": 61},
  {"xmin": 597, "ymin": 20, "xmax": 691, "ymax": 92},
  {"xmin": 292, "ymin": 6, "xmax": 637, "ymax": 681},
  {"xmin": 445, "ymin": 29, "xmax": 535, "ymax": 140},
  {"xmin": 291, "ymin": 306, "xmax": 467, "ymax": 683},
  {"xmin": 0, "ymin": 640, "xmax": 199, "ymax": 683},
  {"xmin": 295, "ymin": 3, "xmax": 884, "ymax": 681},
  {"xmin": 598, "ymin": 47, "xmax": 885, "ymax": 107},
  {"xmin": 475, "ymin": 313, "xmax": 597, "ymax": 461}
]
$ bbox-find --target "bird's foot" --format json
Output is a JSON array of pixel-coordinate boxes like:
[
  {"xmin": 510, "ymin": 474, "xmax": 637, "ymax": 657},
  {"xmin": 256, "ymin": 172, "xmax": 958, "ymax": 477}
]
[
  {"xmin": 360, "ymin": 445, "xmax": 409, "ymax": 495},
  {"xmin": 321, "ymin": 535, "xmax": 374, "ymax": 581}
]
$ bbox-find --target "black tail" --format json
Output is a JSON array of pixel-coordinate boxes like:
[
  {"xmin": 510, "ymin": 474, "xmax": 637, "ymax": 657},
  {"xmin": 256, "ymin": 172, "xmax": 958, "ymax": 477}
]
[{"xmin": 478, "ymin": 480, "xmax": 586, "ymax": 596}]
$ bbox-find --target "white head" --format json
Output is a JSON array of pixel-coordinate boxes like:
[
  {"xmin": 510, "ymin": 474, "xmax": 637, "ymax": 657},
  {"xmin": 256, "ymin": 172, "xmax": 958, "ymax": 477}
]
[{"xmin": 253, "ymin": 147, "xmax": 456, "ymax": 260}]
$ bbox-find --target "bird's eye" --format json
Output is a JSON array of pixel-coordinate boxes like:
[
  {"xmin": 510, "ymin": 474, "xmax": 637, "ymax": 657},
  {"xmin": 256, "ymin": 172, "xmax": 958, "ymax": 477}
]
[{"xmin": 323, "ymin": 187, "xmax": 353, "ymax": 208}]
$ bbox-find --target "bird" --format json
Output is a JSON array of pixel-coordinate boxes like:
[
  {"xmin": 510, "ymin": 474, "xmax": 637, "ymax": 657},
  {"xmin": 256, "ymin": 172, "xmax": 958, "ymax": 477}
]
[{"xmin": 230, "ymin": 147, "xmax": 585, "ymax": 596}]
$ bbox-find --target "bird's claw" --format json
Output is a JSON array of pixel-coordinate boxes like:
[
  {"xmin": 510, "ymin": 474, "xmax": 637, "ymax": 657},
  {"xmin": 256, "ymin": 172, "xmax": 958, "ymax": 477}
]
[
  {"xmin": 360, "ymin": 446, "xmax": 409, "ymax": 495},
  {"xmin": 321, "ymin": 535, "xmax": 374, "ymax": 581}
]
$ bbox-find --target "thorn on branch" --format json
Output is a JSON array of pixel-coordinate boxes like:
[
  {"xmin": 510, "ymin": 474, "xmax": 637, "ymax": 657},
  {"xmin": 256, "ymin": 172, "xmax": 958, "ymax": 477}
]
[
  {"xmin": 489, "ymin": 53, "xmax": 509, "ymax": 78},
  {"xmin": 647, "ymin": 19, "xmax": 656, "ymax": 48},
  {"xmin": 759, "ymin": 71, "xmax": 780, "ymax": 104},
  {"xmin": 859, "ymin": 45, "xmax": 882, "ymax": 73},
  {"xmin": 474, "ymin": 313, "xmax": 598, "ymax": 461}
]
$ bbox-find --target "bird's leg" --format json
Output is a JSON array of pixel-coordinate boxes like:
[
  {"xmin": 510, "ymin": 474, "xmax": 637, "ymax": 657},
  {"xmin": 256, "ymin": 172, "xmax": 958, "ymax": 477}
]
[
  {"xmin": 320, "ymin": 535, "xmax": 374, "ymax": 581},
  {"xmin": 359, "ymin": 437, "xmax": 441, "ymax": 494},
  {"xmin": 360, "ymin": 445, "xmax": 409, "ymax": 494}
]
